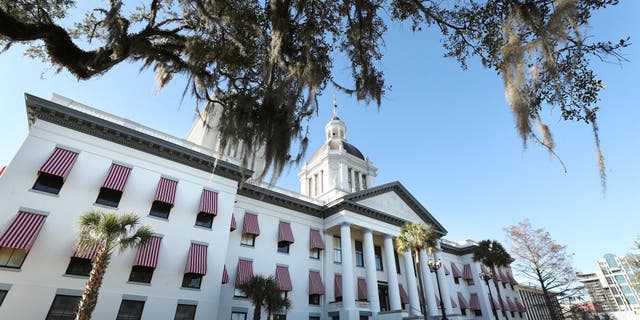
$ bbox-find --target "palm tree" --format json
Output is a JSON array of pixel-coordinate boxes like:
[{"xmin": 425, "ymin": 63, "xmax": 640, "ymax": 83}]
[
  {"xmin": 396, "ymin": 222, "xmax": 438, "ymax": 320},
  {"xmin": 237, "ymin": 275, "xmax": 290, "ymax": 320},
  {"xmin": 473, "ymin": 240, "xmax": 513, "ymax": 320},
  {"xmin": 74, "ymin": 210, "xmax": 152, "ymax": 320}
]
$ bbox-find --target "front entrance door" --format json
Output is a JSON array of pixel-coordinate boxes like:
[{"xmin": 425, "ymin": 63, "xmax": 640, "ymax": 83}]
[{"xmin": 378, "ymin": 282, "xmax": 389, "ymax": 311}]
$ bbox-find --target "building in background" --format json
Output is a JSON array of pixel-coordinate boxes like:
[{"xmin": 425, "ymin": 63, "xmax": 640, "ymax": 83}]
[
  {"xmin": 576, "ymin": 272, "xmax": 618, "ymax": 313},
  {"xmin": 0, "ymin": 94, "xmax": 527, "ymax": 320},
  {"xmin": 516, "ymin": 284, "xmax": 563, "ymax": 320},
  {"xmin": 578, "ymin": 254, "xmax": 640, "ymax": 316}
]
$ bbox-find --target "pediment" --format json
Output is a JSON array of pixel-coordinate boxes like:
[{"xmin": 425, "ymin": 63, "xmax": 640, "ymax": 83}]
[{"xmin": 345, "ymin": 182, "xmax": 447, "ymax": 235}]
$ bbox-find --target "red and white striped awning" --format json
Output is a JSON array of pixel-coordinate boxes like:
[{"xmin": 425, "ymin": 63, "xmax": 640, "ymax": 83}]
[
  {"xmin": 309, "ymin": 229, "xmax": 324, "ymax": 249},
  {"xmin": 198, "ymin": 189, "xmax": 218, "ymax": 216},
  {"xmin": 500, "ymin": 271, "xmax": 509, "ymax": 283},
  {"xmin": 470, "ymin": 293, "xmax": 481, "ymax": 310},
  {"xmin": 184, "ymin": 243, "xmax": 207, "ymax": 275},
  {"xmin": 463, "ymin": 264, "xmax": 474, "ymax": 280},
  {"xmin": 309, "ymin": 271, "xmax": 325, "ymax": 295},
  {"xmin": 450, "ymin": 296, "xmax": 458, "ymax": 309},
  {"xmin": 242, "ymin": 213, "xmax": 260, "ymax": 235},
  {"xmin": 222, "ymin": 265, "xmax": 229, "ymax": 284},
  {"xmin": 73, "ymin": 244, "xmax": 99, "ymax": 260},
  {"xmin": 230, "ymin": 214, "xmax": 237, "ymax": 232},
  {"xmin": 493, "ymin": 269, "xmax": 502, "ymax": 282},
  {"xmin": 500, "ymin": 297, "xmax": 509, "ymax": 311},
  {"xmin": 480, "ymin": 264, "xmax": 490, "ymax": 274},
  {"xmin": 0, "ymin": 166, "xmax": 6, "ymax": 176},
  {"xmin": 154, "ymin": 178, "xmax": 177, "ymax": 206},
  {"xmin": 507, "ymin": 297, "xmax": 517, "ymax": 311},
  {"xmin": 133, "ymin": 236, "xmax": 162, "ymax": 268},
  {"xmin": 334, "ymin": 274, "xmax": 342, "ymax": 298},
  {"xmin": 451, "ymin": 262, "xmax": 463, "ymax": 278},
  {"xmin": 490, "ymin": 295, "xmax": 501, "ymax": 310},
  {"xmin": 399, "ymin": 285, "xmax": 409, "ymax": 304},
  {"xmin": 507, "ymin": 272, "xmax": 518, "ymax": 285},
  {"xmin": 444, "ymin": 264, "xmax": 450, "ymax": 275},
  {"xmin": 278, "ymin": 221, "xmax": 294, "ymax": 243},
  {"xmin": 235, "ymin": 259, "xmax": 254, "ymax": 287},
  {"xmin": 102, "ymin": 164, "xmax": 132, "ymax": 191},
  {"xmin": 0, "ymin": 211, "xmax": 47, "ymax": 250},
  {"xmin": 39, "ymin": 147, "xmax": 79, "ymax": 179},
  {"xmin": 357, "ymin": 278, "xmax": 367, "ymax": 300},
  {"xmin": 515, "ymin": 298, "xmax": 526, "ymax": 312},
  {"xmin": 275, "ymin": 265, "xmax": 292, "ymax": 291},
  {"xmin": 457, "ymin": 292, "xmax": 470, "ymax": 309}
]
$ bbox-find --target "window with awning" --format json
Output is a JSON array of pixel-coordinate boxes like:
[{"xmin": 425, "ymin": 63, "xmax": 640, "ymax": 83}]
[
  {"xmin": 240, "ymin": 213, "xmax": 260, "ymax": 247},
  {"xmin": 334, "ymin": 274, "xmax": 342, "ymax": 301},
  {"xmin": 399, "ymin": 285, "xmax": 409, "ymax": 305},
  {"xmin": 277, "ymin": 221, "xmax": 294, "ymax": 254},
  {"xmin": 309, "ymin": 271, "xmax": 325, "ymax": 295},
  {"xmin": 457, "ymin": 292, "xmax": 470, "ymax": 309},
  {"xmin": 129, "ymin": 236, "xmax": 162, "ymax": 284},
  {"xmin": 0, "ymin": 211, "xmax": 47, "ymax": 269},
  {"xmin": 196, "ymin": 189, "xmax": 218, "ymax": 228},
  {"xmin": 66, "ymin": 244, "xmax": 99, "ymax": 277},
  {"xmin": 275, "ymin": 265, "xmax": 292, "ymax": 292},
  {"xmin": 470, "ymin": 293, "xmax": 481, "ymax": 310},
  {"xmin": 33, "ymin": 147, "xmax": 79, "ymax": 194},
  {"xmin": 182, "ymin": 243, "xmax": 208, "ymax": 289},
  {"xmin": 96, "ymin": 163, "xmax": 132, "ymax": 207},
  {"xmin": 149, "ymin": 178, "xmax": 178, "ymax": 219},
  {"xmin": 309, "ymin": 229, "xmax": 324, "ymax": 259},
  {"xmin": 234, "ymin": 258, "xmax": 254, "ymax": 298}
]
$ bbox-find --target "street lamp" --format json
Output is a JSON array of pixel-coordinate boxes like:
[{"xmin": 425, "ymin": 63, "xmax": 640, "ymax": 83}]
[
  {"xmin": 479, "ymin": 270, "xmax": 499, "ymax": 320},
  {"xmin": 428, "ymin": 259, "xmax": 449, "ymax": 320}
]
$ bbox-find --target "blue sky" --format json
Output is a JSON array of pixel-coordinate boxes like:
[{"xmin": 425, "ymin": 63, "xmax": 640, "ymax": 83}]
[{"xmin": 0, "ymin": 2, "xmax": 638, "ymax": 277}]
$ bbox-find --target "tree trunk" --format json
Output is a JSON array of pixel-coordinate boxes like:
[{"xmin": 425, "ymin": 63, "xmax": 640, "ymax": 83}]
[
  {"xmin": 536, "ymin": 268, "xmax": 559, "ymax": 320},
  {"xmin": 253, "ymin": 303, "xmax": 262, "ymax": 320},
  {"xmin": 413, "ymin": 250, "xmax": 428, "ymax": 320},
  {"xmin": 491, "ymin": 266, "xmax": 508, "ymax": 320},
  {"xmin": 75, "ymin": 245, "xmax": 111, "ymax": 320}
]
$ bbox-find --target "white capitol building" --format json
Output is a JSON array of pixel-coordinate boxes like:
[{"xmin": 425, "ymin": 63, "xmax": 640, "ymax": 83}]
[{"xmin": 0, "ymin": 94, "xmax": 526, "ymax": 320}]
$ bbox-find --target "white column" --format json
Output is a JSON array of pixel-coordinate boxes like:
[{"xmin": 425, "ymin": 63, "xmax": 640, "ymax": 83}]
[
  {"xmin": 435, "ymin": 242, "xmax": 452, "ymax": 315},
  {"xmin": 324, "ymin": 231, "xmax": 335, "ymax": 302},
  {"xmin": 419, "ymin": 248, "xmax": 438, "ymax": 316},
  {"xmin": 403, "ymin": 251, "xmax": 422, "ymax": 316},
  {"xmin": 340, "ymin": 223, "xmax": 356, "ymax": 309},
  {"xmin": 363, "ymin": 229, "xmax": 380, "ymax": 313},
  {"xmin": 383, "ymin": 235, "xmax": 401, "ymax": 311}
]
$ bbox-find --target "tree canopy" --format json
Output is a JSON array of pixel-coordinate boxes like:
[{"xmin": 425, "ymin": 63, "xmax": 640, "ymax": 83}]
[{"xmin": 0, "ymin": 0, "xmax": 628, "ymax": 183}]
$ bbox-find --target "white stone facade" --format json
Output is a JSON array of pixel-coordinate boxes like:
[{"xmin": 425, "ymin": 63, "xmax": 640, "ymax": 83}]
[{"xmin": 0, "ymin": 94, "xmax": 525, "ymax": 320}]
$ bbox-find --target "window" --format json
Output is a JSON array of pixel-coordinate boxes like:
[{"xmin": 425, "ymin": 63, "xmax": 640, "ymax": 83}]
[
  {"xmin": 309, "ymin": 248, "xmax": 320, "ymax": 259},
  {"xmin": 307, "ymin": 178, "xmax": 312, "ymax": 196},
  {"xmin": 461, "ymin": 309, "xmax": 467, "ymax": 316},
  {"xmin": 274, "ymin": 315, "xmax": 286, "ymax": 320},
  {"xmin": 359, "ymin": 316, "xmax": 368, "ymax": 320},
  {"xmin": 333, "ymin": 237, "xmax": 341, "ymax": 264},
  {"xmin": 33, "ymin": 173, "xmax": 64, "ymax": 194},
  {"xmin": 314, "ymin": 174, "xmax": 318, "ymax": 196},
  {"xmin": 45, "ymin": 295, "xmax": 80, "ymax": 320},
  {"xmin": 309, "ymin": 294, "xmax": 321, "ymax": 305},
  {"xmin": 149, "ymin": 201, "xmax": 172, "ymax": 219},
  {"xmin": 454, "ymin": 277, "xmax": 460, "ymax": 284},
  {"xmin": 234, "ymin": 287, "xmax": 247, "ymax": 298},
  {"xmin": 0, "ymin": 247, "xmax": 27, "ymax": 268},
  {"xmin": 174, "ymin": 304, "xmax": 196, "ymax": 320},
  {"xmin": 374, "ymin": 246, "xmax": 383, "ymax": 271},
  {"xmin": 129, "ymin": 266, "xmax": 154, "ymax": 284},
  {"xmin": 510, "ymin": 284, "xmax": 514, "ymax": 290},
  {"xmin": 466, "ymin": 279, "xmax": 475, "ymax": 285},
  {"xmin": 354, "ymin": 172, "xmax": 360, "ymax": 192},
  {"xmin": 0, "ymin": 289, "xmax": 7, "ymax": 306},
  {"xmin": 310, "ymin": 317, "xmax": 321, "ymax": 320},
  {"xmin": 502, "ymin": 282, "xmax": 506, "ymax": 289},
  {"xmin": 320, "ymin": 170, "xmax": 324, "ymax": 193},
  {"xmin": 278, "ymin": 241, "xmax": 290, "ymax": 254},
  {"xmin": 95, "ymin": 187, "xmax": 123, "ymax": 207},
  {"xmin": 231, "ymin": 312, "xmax": 247, "ymax": 320},
  {"xmin": 519, "ymin": 312, "xmax": 523, "ymax": 317},
  {"xmin": 241, "ymin": 233, "xmax": 256, "ymax": 247},
  {"xmin": 195, "ymin": 212, "xmax": 214, "ymax": 228},
  {"xmin": 394, "ymin": 251, "xmax": 401, "ymax": 274},
  {"xmin": 511, "ymin": 311, "xmax": 515, "ymax": 318},
  {"xmin": 116, "ymin": 299, "xmax": 145, "ymax": 320},
  {"xmin": 348, "ymin": 168, "xmax": 353, "ymax": 191},
  {"xmin": 355, "ymin": 241, "xmax": 364, "ymax": 267},
  {"xmin": 474, "ymin": 310, "xmax": 483, "ymax": 316},
  {"xmin": 65, "ymin": 257, "xmax": 92, "ymax": 277},
  {"xmin": 182, "ymin": 273, "xmax": 203, "ymax": 289}
]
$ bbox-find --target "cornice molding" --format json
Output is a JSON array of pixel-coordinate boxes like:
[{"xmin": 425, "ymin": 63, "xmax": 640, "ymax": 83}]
[{"xmin": 25, "ymin": 94, "xmax": 246, "ymax": 182}]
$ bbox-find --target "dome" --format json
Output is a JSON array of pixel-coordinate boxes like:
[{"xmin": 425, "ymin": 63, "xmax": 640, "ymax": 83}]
[
  {"xmin": 309, "ymin": 140, "xmax": 365, "ymax": 163},
  {"xmin": 342, "ymin": 141, "xmax": 365, "ymax": 160}
]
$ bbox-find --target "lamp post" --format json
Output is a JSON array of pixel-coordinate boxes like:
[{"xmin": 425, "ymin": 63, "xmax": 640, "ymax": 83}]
[
  {"xmin": 428, "ymin": 259, "xmax": 448, "ymax": 320},
  {"xmin": 480, "ymin": 270, "xmax": 500, "ymax": 320}
]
